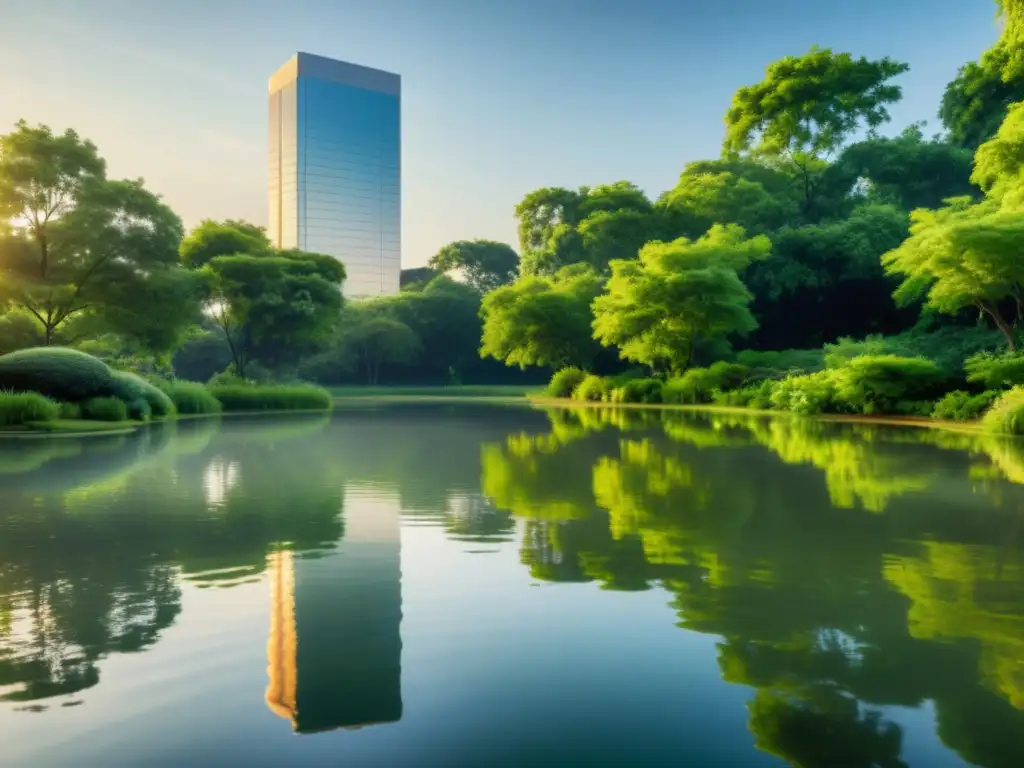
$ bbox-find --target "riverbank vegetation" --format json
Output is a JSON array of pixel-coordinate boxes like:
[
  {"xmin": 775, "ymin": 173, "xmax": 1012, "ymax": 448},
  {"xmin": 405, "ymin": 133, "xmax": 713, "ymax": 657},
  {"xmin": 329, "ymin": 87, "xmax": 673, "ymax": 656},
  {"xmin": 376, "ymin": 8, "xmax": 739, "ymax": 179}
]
[
  {"xmin": 474, "ymin": 2, "xmax": 1024, "ymax": 435},
  {"xmin": 0, "ymin": 347, "xmax": 331, "ymax": 432},
  {"xmin": 2, "ymin": 0, "xmax": 1023, "ymax": 430}
]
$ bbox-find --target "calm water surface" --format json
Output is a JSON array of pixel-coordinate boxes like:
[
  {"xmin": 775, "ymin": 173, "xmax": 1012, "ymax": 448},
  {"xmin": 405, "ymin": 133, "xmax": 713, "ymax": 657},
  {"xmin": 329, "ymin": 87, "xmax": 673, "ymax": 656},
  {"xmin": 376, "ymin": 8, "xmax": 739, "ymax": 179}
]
[{"xmin": 1, "ymin": 404, "xmax": 1023, "ymax": 767}]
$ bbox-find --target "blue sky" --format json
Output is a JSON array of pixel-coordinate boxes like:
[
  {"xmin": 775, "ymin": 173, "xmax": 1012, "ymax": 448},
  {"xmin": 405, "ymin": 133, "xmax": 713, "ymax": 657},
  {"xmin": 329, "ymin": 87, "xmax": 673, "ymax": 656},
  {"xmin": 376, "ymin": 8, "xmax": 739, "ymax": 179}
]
[{"xmin": 0, "ymin": 0, "xmax": 1002, "ymax": 267}]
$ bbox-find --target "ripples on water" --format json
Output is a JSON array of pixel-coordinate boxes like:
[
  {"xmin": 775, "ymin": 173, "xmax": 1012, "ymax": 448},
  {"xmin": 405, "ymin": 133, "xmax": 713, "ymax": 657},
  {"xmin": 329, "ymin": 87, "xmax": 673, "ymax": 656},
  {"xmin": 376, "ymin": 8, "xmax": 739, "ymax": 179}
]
[{"xmin": 0, "ymin": 404, "xmax": 1023, "ymax": 767}]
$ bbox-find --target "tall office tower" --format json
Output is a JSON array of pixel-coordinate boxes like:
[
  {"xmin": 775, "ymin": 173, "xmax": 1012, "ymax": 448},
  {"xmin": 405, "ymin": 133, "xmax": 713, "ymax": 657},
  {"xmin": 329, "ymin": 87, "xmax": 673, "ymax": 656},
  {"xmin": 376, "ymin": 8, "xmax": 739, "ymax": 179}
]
[
  {"xmin": 266, "ymin": 488, "xmax": 403, "ymax": 733},
  {"xmin": 268, "ymin": 52, "xmax": 401, "ymax": 298}
]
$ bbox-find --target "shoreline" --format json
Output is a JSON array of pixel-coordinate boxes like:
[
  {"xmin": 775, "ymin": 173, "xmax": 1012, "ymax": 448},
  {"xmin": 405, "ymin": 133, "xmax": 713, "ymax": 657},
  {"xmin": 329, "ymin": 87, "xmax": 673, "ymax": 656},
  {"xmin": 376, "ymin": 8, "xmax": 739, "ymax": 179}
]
[
  {"xmin": 0, "ymin": 408, "xmax": 333, "ymax": 440},
  {"xmin": 525, "ymin": 396, "xmax": 987, "ymax": 435}
]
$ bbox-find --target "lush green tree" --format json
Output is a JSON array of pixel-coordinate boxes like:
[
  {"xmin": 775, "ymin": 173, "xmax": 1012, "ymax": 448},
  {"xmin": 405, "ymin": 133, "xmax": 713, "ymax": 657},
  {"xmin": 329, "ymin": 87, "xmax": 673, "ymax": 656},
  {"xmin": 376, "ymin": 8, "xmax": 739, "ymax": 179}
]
[
  {"xmin": 383, "ymin": 276, "xmax": 482, "ymax": 381},
  {"xmin": 333, "ymin": 306, "xmax": 421, "ymax": 385},
  {"xmin": 516, "ymin": 183, "xmax": 655, "ymax": 276},
  {"xmin": 480, "ymin": 264, "xmax": 604, "ymax": 370},
  {"xmin": 657, "ymin": 160, "xmax": 800, "ymax": 239},
  {"xmin": 400, "ymin": 266, "xmax": 439, "ymax": 289},
  {"xmin": 201, "ymin": 248, "xmax": 345, "ymax": 376},
  {"xmin": 592, "ymin": 225, "xmax": 770, "ymax": 373},
  {"xmin": 577, "ymin": 208, "xmax": 656, "ymax": 273},
  {"xmin": 971, "ymin": 100, "xmax": 1024, "ymax": 205},
  {"xmin": 179, "ymin": 218, "xmax": 272, "ymax": 268},
  {"xmin": 723, "ymin": 48, "xmax": 908, "ymax": 220},
  {"xmin": 428, "ymin": 239, "xmax": 519, "ymax": 292},
  {"xmin": 834, "ymin": 125, "xmax": 978, "ymax": 211},
  {"xmin": 514, "ymin": 186, "xmax": 587, "ymax": 257},
  {"xmin": 882, "ymin": 197, "xmax": 1021, "ymax": 350},
  {"xmin": 997, "ymin": 0, "xmax": 1024, "ymax": 81},
  {"xmin": 940, "ymin": 45, "xmax": 1024, "ymax": 150},
  {"xmin": 0, "ymin": 121, "xmax": 193, "ymax": 346},
  {"xmin": 748, "ymin": 205, "xmax": 912, "ymax": 349}
]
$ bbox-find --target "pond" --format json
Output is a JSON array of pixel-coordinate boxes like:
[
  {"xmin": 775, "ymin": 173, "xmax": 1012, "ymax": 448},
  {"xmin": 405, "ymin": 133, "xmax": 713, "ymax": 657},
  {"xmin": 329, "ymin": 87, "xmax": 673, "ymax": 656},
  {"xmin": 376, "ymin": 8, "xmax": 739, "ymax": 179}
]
[{"xmin": 0, "ymin": 403, "xmax": 1022, "ymax": 767}]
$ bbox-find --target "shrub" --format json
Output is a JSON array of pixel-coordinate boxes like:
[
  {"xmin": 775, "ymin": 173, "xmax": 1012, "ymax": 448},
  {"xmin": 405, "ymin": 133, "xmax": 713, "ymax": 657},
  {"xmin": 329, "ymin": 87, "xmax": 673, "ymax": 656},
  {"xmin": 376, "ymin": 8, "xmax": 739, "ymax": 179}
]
[
  {"xmin": 933, "ymin": 390, "xmax": 1001, "ymax": 422},
  {"xmin": 965, "ymin": 352, "xmax": 1024, "ymax": 390},
  {"xmin": 548, "ymin": 367, "xmax": 587, "ymax": 398},
  {"xmin": 125, "ymin": 398, "xmax": 152, "ymax": 421},
  {"xmin": 769, "ymin": 370, "xmax": 841, "ymax": 415},
  {"xmin": 81, "ymin": 397, "xmax": 128, "ymax": 422},
  {"xmin": 211, "ymin": 384, "xmax": 333, "ymax": 412},
  {"xmin": 111, "ymin": 371, "xmax": 176, "ymax": 418},
  {"xmin": 208, "ymin": 369, "xmax": 255, "ymax": 388},
  {"xmin": 152, "ymin": 379, "xmax": 222, "ymax": 415},
  {"xmin": 0, "ymin": 347, "xmax": 116, "ymax": 402},
  {"xmin": 713, "ymin": 379, "xmax": 778, "ymax": 409},
  {"xmin": 831, "ymin": 355, "xmax": 944, "ymax": 415},
  {"xmin": 572, "ymin": 375, "xmax": 610, "ymax": 403},
  {"xmin": 612, "ymin": 378, "xmax": 664, "ymax": 404},
  {"xmin": 736, "ymin": 348, "xmax": 824, "ymax": 374},
  {"xmin": 0, "ymin": 391, "xmax": 60, "ymax": 426},
  {"xmin": 983, "ymin": 387, "xmax": 1024, "ymax": 435},
  {"xmin": 58, "ymin": 401, "xmax": 82, "ymax": 420},
  {"xmin": 662, "ymin": 362, "xmax": 750, "ymax": 405},
  {"xmin": 607, "ymin": 368, "xmax": 650, "ymax": 389}
]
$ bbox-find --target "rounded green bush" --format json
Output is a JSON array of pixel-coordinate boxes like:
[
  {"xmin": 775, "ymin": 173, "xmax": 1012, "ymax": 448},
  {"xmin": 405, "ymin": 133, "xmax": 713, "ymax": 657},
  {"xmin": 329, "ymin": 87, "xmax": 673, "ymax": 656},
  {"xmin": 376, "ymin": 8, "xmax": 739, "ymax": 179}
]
[
  {"xmin": 572, "ymin": 375, "xmax": 609, "ymax": 403},
  {"xmin": 126, "ymin": 398, "xmax": 152, "ymax": 421},
  {"xmin": 111, "ymin": 371, "xmax": 176, "ymax": 418},
  {"xmin": 932, "ymin": 390, "xmax": 1000, "ymax": 422},
  {"xmin": 58, "ymin": 401, "xmax": 82, "ymax": 420},
  {"xmin": 0, "ymin": 347, "xmax": 116, "ymax": 402},
  {"xmin": 210, "ymin": 384, "xmax": 333, "ymax": 412},
  {"xmin": 154, "ymin": 379, "xmax": 222, "ymax": 415},
  {"xmin": 614, "ymin": 378, "xmax": 664, "ymax": 404},
  {"xmin": 0, "ymin": 391, "xmax": 60, "ymax": 426},
  {"xmin": 81, "ymin": 396, "xmax": 128, "ymax": 422},
  {"xmin": 983, "ymin": 387, "xmax": 1024, "ymax": 434},
  {"xmin": 662, "ymin": 362, "xmax": 749, "ymax": 405},
  {"xmin": 548, "ymin": 367, "xmax": 587, "ymax": 398}
]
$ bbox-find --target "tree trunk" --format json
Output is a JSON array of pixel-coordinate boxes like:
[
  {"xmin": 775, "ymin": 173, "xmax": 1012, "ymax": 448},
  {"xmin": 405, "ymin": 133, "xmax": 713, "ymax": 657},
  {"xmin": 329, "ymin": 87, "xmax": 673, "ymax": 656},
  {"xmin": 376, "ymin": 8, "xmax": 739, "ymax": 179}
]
[{"xmin": 980, "ymin": 301, "xmax": 1016, "ymax": 352}]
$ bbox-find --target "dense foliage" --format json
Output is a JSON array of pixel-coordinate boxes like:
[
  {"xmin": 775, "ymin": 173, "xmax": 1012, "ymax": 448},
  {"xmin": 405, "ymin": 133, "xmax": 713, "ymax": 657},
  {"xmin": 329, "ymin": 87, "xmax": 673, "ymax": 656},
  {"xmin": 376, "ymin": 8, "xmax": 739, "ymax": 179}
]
[{"xmin": 1, "ymin": 0, "xmax": 1023, "ymax": 411}]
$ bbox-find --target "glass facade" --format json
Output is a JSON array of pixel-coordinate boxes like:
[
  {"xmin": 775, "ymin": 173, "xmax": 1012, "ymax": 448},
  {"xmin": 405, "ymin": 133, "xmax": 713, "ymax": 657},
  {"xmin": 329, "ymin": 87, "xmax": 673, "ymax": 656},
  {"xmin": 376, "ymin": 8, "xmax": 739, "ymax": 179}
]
[{"xmin": 269, "ymin": 54, "xmax": 400, "ymax": 297}]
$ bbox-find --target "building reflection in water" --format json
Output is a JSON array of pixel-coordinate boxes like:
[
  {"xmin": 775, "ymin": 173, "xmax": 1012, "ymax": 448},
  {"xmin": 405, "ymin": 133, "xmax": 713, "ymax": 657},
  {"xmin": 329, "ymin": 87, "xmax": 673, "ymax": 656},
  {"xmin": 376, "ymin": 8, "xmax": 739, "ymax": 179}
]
[{"xmin": 265, "ymin": 485, "xmax": 403, "ymax": 733}]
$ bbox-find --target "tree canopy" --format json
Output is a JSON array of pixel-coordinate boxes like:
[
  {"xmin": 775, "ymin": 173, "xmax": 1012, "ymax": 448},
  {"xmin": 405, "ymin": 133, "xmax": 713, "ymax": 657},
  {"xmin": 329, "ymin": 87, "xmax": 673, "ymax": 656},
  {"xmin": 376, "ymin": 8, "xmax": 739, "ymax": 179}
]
[
  {"xmin": 427, "ymin": 239, "xmax": 519, "ymax": 293},
  {"xmin": 0, "ymin": 121, "xmax": 198, "ymax": 351},
  {"xmin": 592, "ymin": 225, "xmax": 770, "ymax": 373}
]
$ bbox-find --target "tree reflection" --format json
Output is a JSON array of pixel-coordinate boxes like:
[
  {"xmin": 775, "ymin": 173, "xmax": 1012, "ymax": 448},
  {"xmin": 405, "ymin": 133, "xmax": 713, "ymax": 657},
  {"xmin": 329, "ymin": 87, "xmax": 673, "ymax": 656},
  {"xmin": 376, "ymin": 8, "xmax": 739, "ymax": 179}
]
[
  {"xmin": 0, "ymin": 415, "xmax": 344, "ymax": 707},
  {"xmin": 482, "ymin": 406, "xmax": 1024, "ymax": 767}
]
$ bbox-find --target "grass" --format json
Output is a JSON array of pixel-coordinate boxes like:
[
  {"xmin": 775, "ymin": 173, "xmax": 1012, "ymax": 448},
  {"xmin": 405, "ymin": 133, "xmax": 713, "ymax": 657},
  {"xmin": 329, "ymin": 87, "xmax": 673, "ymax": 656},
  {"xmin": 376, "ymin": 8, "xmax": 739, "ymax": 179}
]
[
  {"xmin": 330, "ymin": 385, "xmax": 541, "ymax": 399},
  {"xmin": 211, "ymin": 383, "xmax": 333, "ymax": 412}
]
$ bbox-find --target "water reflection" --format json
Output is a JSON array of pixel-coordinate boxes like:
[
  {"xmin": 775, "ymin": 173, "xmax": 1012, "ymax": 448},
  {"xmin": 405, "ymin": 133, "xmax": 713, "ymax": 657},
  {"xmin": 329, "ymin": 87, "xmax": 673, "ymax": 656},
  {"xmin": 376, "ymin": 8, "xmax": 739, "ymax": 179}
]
[
  {"xmin": 1, "ymin": 404, "xmax": 1024, "ymax": 766},
  {"xmin": 483, "ymin": 407, "xmax": 1024, "ymax": 767}
]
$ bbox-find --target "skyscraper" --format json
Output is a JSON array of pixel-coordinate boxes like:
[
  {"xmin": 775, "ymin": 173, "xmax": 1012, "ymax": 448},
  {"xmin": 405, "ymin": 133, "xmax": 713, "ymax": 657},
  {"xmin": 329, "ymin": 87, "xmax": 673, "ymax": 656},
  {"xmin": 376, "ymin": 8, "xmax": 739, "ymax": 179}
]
[{"xmin": 268, "ymin": 52, "xmax": 401, "ymax": 298}]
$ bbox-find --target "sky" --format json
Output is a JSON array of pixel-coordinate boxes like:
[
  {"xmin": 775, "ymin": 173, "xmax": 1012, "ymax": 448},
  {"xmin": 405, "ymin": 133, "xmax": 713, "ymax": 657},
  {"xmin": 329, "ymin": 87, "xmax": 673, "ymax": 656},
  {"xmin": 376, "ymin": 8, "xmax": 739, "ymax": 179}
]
[{"xmin": 0, "ymin": 0, "xmax": 1003, "ymax": 268}]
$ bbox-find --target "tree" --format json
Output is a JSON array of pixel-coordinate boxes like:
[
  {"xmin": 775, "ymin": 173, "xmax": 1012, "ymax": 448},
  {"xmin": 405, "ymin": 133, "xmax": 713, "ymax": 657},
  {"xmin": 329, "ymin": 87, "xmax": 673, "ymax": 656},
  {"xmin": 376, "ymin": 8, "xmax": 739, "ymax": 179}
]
[
  {"xmin": 577, "ymin": 209, "xmax": 656, "ymax": 274},
  {"xmin": 0, "ymin": 121, "xmax": 191, "ymax": 345},
  {"xmin": 514, "ymin": 186, "xmax": 587, "ymax": 257},
  {"xmin": 335, "ymin": 308, "xmax": 420, "ymax": 385},
  {"xmin": 882, "ymin": 198, "xmax": 1022, "ymax": 350},
  {"xmin": 723, "ymin": 48, "xmax": 909, "ymax": 220},
  {"xmin": 592, "ymin": 225, "xmax": 770, "ymax": 373},
  {"xmin": 480, "ymin": 265, "xmax": 603, "ymax": 370},
  {"xmin": 384, "ymin": 277, "xmax": 483, "ymax": 381},
  {"xmin": 746, "ymin": 205, "xmax": 912, "ymax": 350},
  {"xmin": 515, "ymin": 183, "xmax": 655, "ymax": 276},
  {"xmin": 971, "ymin": 100, "xmax": 1024, "ymax": 205},
  {"xmin": 834, "ymin": 125, "xmax": 978, "ymax": 211},
  {"xmin": 179, "ymin": 218, "xmax": 271, "ymax": 268},
  {"xmin": 400, "ymin": 266, "xmax": 438, "ymax": 289},
  {"xmin": 997, "ymin": 0, "xmax": 1024, "ymax": 81},
  {"xmin": 940, "ymin": 45, "xmax": 1024, "ymax": 150},
  {"xmin": 428, "ymin": 239, "xmax": 519, "ymax": 293},
  {"xmin": 657, "ymin": 160, "xmax": 800, "ymax": 239},
  {"xmin": 178, "ymin": 219, "xmax": 346, "ymax": 376}
]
